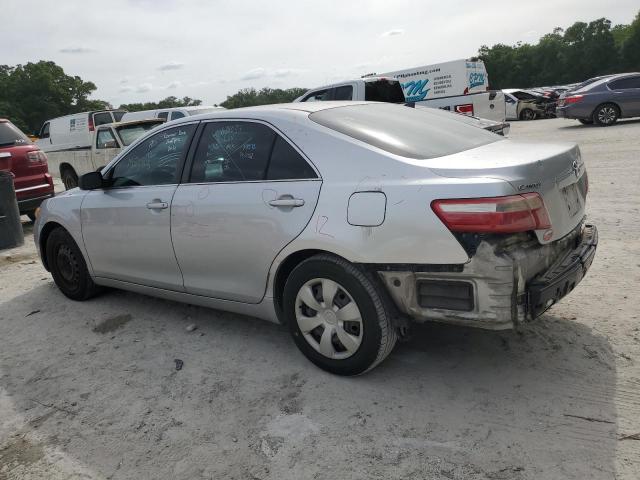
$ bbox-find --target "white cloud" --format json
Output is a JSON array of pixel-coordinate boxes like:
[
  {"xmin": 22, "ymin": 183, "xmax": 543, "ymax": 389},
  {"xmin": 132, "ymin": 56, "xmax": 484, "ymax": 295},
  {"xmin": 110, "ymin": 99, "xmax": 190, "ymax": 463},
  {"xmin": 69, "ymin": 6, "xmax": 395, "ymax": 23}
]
[
  {"xmin": 119, "ymin": 85, "xmax": 134, "ymax": 93},
  {"xmin": 59, "ymin": 46, "xmax": 95, "ymax": 54},
  {"xmin": 158, "ymin": 61, "xmax": 184, "ymax": 71},
  {"xmin": 135, "ymin": 83, "xmax": 153, "ymax": 93},
  {"xmin": 166, "ymin": 80, "xmax": 182, "ymax": 89},
  {"xmin": 381, "ymin": 29, "xmax": 404, "ymax": 37},
  {"xmin": 120, "ymin": 77, "xmax": 129, "ymax": 84},
  {"xmin": 241, "ymin": 67, "xmax": 267, "ymax": 81},
  {"xmin": 273, "ymin": 68, "xmax": 304, "ymax": 78}
]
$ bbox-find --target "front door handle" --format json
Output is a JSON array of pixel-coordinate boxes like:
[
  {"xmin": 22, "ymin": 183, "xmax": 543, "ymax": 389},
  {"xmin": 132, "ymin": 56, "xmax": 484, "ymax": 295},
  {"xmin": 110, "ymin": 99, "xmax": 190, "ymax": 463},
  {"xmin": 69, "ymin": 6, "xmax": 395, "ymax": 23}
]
[
  {"xmin": 269, "ymin": 197, "xmax": 305, "ymax": 208},
  {"xmin": 146, "ymin": 201, "xmax": 168, "ymax": 210}
]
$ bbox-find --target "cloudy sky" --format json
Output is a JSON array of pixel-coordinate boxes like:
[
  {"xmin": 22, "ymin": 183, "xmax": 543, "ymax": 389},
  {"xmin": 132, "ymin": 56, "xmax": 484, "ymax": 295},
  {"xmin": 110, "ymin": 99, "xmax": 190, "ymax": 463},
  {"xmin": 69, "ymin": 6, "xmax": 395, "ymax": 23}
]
[{"xmin": 2, "ymin": 0, "xmax": 638, "ymax": 107}]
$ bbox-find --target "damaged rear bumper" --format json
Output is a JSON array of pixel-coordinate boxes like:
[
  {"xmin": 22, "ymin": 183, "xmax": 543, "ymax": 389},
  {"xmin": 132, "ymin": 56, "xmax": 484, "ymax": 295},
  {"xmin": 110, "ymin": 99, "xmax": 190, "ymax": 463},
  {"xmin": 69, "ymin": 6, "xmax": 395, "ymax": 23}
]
[{"xmin": 377, "ymin": 223, "xmax": 598, "ymax": 330}]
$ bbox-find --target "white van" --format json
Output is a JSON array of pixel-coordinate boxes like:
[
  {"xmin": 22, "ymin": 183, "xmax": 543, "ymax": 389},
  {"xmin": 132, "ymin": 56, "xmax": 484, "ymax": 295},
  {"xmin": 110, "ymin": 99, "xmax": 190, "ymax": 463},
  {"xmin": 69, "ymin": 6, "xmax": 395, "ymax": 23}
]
[
  {"xmin": 36, "ymin": 110, "xmax": 126, "ymax": 153},
  {"xmin": 120, "ymin": 105, "xmax": 225, "ymax": 123},
  {"xmin": 379, "ymin": 59, "xmax": 506, "ymax": 122}
]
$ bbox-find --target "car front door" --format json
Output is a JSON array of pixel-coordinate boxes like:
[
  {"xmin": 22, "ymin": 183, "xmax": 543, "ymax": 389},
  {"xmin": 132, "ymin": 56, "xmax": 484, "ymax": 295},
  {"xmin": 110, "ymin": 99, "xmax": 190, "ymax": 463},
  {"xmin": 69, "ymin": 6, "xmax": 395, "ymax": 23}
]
[
  {"xmin": 81, "ymin": 123, "xmax": 197, "ymax": 290},
  {"xmin": 171, "ymin": 120, "xmax": 322, "ymax": 303},
  {"xmin": 504, "ymin": 93, "xmax": 518, "ymax": 120},
  {"xmin": 94, "ymin": 127, "xmax": 121, "ymax": 168}
]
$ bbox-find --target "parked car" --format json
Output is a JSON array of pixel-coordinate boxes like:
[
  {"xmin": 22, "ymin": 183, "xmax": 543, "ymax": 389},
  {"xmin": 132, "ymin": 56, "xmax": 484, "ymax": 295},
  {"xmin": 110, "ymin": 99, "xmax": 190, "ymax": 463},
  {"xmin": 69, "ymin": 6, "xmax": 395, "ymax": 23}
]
[
  {"xmin": 120, "ymin": 106, "xmax": 225, "ymax": 123},
  {"xmin": 36, "ymin": 110, "xmax": 127, "ymax": 153},
  {"xmin": 503, "ymin": 89, "xmax": 554, "ymax": 120},
  {"xmin": 0, "ymin": 119, "xmax": 54, "ymax": 220},
  {"xmin": 556, "ymin": 72, "xmax": 640, "ymax": 126},
  {"xmin": 297, "ymin": 77, "xmax": 510, "ymax": 135},
  {"xmin": 46, "ymin": 119, "xmax": 164, "ymax": 189},
  {"xmin": 35, "ymin": 102, "xmax": 597, "ymax": 375}
]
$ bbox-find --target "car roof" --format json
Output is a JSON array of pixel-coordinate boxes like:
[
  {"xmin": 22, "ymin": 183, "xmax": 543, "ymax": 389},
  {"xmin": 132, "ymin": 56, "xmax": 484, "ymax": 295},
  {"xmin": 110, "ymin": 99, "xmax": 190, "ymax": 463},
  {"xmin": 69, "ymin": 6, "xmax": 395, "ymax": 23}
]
[{"xmin": 99, "ymin": 119, "xmax": 165, "ymax": 128}]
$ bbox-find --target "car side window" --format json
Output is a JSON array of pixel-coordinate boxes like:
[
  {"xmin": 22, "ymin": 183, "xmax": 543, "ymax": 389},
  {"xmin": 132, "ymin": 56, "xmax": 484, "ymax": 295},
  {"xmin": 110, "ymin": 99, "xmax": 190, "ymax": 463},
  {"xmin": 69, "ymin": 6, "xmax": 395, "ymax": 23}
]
[
  {"xmin": 171, "ymin": 111, "xmax": 186, "ymax": 120},
  {"xmin": 609, "ymin": 76, "xmax": 640, "ymax": 90},
  {"xmin": 157, "ymin": 112, "xmax": 169, "ymax": 120},
  {"xmin": 40, "ymin": 122, "xmax": 50, "ymax": 138},
  {"xmin": 267, "ymin": 136, "xmax": 317, "ymax": 180},
  {"xmin": 96, "ymin": 129, "xmax": 117, "ymax": 149},
  {"xmin": 109, "ymin": 124, "xmax": 196, "ymax": 187},
  {"xmin": 190, "ymin": 122, "xmax": 275, "ymax": 183},
  {"xmin": 93, "ymin": 112, "xmax": 112, "ymax": 127},
  {"xmin": 505, "ymin": 95, "xmax": 516, "ymax": 104},
  {"xmin": 333, "ymin": 85, "xmax": 354, "ymax": 101},
  {"xmin": 302, "ymin": 89, "xmax": 329, "ymax": 102}
]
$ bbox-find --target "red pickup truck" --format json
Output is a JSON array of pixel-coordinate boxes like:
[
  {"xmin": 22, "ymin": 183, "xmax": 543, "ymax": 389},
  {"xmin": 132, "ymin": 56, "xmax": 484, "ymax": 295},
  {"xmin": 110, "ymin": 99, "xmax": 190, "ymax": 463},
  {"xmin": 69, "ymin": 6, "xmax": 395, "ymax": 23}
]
[{"xmin": 0, "ymin": 119, "xmax": 54, "ymax": 220}]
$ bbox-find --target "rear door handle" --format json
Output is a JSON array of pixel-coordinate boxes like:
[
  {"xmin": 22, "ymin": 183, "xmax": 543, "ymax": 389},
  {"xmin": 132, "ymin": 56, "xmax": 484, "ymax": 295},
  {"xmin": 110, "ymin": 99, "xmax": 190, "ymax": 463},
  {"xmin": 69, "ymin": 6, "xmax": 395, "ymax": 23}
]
[
  {"xmin": 269, "ymin": 197, "xmax": 305, "ymax": 208},
  {"xmin": 146, "ymin": 201, "xmax": 168, "ymax": 210}
]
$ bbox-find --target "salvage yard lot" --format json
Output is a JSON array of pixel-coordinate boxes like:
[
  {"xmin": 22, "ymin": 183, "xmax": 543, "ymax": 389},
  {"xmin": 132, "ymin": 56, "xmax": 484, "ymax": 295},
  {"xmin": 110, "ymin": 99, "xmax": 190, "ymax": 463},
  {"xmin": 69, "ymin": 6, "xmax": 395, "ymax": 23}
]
[{"xmin": 1, "ymin": 118, "xmax": 639, "ymax": 480}]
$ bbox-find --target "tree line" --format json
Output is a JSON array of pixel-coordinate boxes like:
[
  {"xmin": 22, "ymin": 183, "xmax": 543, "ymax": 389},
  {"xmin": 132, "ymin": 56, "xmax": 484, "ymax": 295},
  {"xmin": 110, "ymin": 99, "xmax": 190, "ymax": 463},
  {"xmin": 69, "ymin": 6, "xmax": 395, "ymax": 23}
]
[
  {"xmin": 479, "ymin": 11, "xmax": 640, "ymax": 89},
  {"xmin": 1, "ymin": 11, "xmax": 638, "ymax": 134}
]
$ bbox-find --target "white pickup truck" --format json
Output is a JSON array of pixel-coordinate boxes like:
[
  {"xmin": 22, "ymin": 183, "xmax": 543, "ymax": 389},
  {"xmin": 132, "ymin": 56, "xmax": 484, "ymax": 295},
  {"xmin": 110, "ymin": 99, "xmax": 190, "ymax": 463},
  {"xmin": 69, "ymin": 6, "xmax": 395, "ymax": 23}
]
[{"xmin": 46, "ymin": 119, "xmax": 163, "ymax": 189}]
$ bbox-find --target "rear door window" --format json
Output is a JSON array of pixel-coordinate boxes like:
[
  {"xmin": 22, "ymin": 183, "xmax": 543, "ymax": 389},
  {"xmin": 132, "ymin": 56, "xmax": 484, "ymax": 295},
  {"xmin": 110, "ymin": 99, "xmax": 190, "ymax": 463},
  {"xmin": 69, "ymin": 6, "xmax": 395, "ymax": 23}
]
[
  {"xmin": 93, "ymin": 112, "xmax": 113, "ymax": 127},
  {"xmin": 189, "ymin": 122, "xmax": 275, "ymax": 183},
  {"xmin": 333, "ymin": 86, "xmax": 354, "ymax": 101},
  {"xmin": 157, "ymin": 112, "xmax": 169, "ymax": 120},
  {"xmin": 609, "ymin": 76, "xmax": 640, "ymax": 90},
  {"xmin": 266, "ymin": 136, "xmax": 317, "ymax": 180},
  {"xmin": 171, "ymin": 111, "xmax": 186, "ymax": 120}
]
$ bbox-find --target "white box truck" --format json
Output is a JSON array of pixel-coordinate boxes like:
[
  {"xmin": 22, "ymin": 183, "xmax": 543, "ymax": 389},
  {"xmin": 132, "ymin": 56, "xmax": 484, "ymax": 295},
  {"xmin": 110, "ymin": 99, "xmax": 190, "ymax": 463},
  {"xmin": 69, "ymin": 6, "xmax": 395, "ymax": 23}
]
[{"xmin": 379, "ymin": 59, "xmax": 506, "ymax": 122}]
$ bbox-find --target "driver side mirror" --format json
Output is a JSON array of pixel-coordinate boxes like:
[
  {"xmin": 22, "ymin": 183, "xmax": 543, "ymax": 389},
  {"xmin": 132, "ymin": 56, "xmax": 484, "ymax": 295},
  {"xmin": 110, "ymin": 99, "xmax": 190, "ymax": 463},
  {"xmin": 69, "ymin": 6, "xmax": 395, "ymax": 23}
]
[{"xmin": 79, "ymin": 171, "xmax": 104, "ymax": 190}]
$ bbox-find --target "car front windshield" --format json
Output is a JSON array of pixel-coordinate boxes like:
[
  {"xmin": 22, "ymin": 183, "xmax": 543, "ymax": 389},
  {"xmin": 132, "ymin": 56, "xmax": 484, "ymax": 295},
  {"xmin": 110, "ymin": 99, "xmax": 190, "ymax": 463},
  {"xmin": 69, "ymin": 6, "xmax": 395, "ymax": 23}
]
[
  {"xmin": 0, "ymin": 122, "xmax": 30, "ymax": 147},
  {"xmin": 116, "ymin": 122, "xmax": 162, "ymax": 146},
  {"xmin": 309, "ymin": 103, "xmax": 501, "ymax": 160}
]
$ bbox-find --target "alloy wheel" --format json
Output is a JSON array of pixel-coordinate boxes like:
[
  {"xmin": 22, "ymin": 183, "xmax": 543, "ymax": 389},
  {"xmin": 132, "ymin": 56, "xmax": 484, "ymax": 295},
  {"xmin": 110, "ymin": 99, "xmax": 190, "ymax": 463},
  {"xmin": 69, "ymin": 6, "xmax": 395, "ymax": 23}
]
[
  {"xmin": 295, "ymin": 278, "xmax": 363, "ymax": 360},
  {"xmin": 597, "ymin": 106, "xmax": 617, "ymax": 125}
]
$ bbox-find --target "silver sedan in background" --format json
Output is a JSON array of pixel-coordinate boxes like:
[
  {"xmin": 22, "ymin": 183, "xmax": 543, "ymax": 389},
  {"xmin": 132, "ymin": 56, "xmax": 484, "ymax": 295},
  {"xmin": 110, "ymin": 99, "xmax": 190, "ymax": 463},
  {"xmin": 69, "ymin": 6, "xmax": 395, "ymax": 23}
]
[{"xmin": 34, "ymin": 102, "xmax": 597, "ymax": 375}]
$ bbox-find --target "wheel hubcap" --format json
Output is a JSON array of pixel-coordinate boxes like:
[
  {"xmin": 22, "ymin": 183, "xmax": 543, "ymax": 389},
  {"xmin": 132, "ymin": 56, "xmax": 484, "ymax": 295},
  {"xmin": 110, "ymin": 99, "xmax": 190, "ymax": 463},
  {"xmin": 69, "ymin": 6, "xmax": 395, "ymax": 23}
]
[
  {"xmin": 295, "ymin": 278, "xmax": 363, "ymax": 360},
  {"xmin": 56, "ymin": 245, "xmax": 79, "ymax": 287},
  {"xmin": 598, "ymin": 107, "xmax": 616, "ymax": 124}
]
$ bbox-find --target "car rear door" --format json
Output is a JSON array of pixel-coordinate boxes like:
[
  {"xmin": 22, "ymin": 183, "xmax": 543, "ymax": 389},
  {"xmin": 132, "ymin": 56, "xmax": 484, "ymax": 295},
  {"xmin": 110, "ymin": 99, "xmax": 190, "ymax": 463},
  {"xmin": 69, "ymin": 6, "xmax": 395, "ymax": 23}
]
[
  {"xmin": 81, "ymin": 123, "xmax": 197, "ymax": 290},
  {"xmin": 171, "ymin": 120, "xmax": 321, "ymax": 303}
]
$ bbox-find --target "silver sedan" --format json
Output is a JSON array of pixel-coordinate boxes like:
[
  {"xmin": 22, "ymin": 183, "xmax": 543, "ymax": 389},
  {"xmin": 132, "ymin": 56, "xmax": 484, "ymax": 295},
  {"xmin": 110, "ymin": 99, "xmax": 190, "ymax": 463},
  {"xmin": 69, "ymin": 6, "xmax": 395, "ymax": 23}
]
[{"xmin": 34, "ymin": 102, "xmax": 597, "ymax": 375}]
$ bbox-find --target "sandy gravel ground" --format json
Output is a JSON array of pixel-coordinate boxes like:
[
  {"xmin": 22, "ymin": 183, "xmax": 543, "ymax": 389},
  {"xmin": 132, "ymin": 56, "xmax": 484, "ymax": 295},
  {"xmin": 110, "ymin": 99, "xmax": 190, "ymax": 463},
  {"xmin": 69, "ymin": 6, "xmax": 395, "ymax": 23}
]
[{"xmin": 1, "ymin": 118, "xmax": 639, "ymax": 480}]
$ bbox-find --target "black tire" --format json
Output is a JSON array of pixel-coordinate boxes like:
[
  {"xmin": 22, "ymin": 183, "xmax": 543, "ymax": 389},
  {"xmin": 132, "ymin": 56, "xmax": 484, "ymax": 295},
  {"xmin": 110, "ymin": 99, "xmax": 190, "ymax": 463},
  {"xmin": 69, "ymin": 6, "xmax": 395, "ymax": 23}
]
[
  {"xmin": 26, "ymin": 212, "xmax": 37, "ymax": 222},
  {"xmin": 578, "ymin": 118, "xmax": 594, "ymax": 125},
  {"xmin": 519, "ymin": 108, "xmax": 536, "ymax": 121},
  {"xmin": 46, "ymin": 227, "xmax": 99, "ymax": 301},
  {"xmin": 592, "ymin": 103, "xmax": 619, "ymax": 126},
  {"xmin": 283, "ymin": 254, "xmax": 397, "ymax": 375},
  {"xmin": 62, "ymin": 168, "xmax": 78, "ymax": 190}
]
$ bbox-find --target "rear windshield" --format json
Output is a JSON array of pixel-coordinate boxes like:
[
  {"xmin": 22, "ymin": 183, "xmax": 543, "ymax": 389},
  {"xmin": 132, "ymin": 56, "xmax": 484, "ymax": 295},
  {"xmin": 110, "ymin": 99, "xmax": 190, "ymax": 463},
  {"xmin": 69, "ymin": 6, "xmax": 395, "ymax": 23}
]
[
  {"xmin": 115, "ymin": 122, "xmax": 161, "ymax": 146},
  {"xmin": 364, "ymin": 80, "xmax": 405, "ymax": 103},
  {"xmin": 309, "ymin": 103, "xmax": 501, "ymax": 159},
  {"xmin": 0, "ymin": 121, "xmax": 30, "ymax": 148}
]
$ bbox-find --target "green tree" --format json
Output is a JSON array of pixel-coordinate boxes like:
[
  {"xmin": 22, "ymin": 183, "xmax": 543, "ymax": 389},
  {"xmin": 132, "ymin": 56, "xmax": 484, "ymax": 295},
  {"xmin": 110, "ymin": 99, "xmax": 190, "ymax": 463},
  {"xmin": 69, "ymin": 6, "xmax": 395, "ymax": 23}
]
[
  {"xmin": 220, "ymin": 87, "xmax": 307, "ymax": 109},
  {"xmin": 621, "ymin": 12, "xmax": 640, "ymax": 70},
  {"xmin": 0, "ymin": 61, "xmax": 108, "ymax": 134},
  {"xmin": 119, "ymin": 96, "xmax": 203, "ymax": 112}
]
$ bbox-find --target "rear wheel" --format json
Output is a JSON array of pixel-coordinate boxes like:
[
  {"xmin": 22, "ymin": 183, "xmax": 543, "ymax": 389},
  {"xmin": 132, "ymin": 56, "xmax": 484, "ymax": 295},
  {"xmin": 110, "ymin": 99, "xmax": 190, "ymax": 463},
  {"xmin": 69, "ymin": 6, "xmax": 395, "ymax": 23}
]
[
  {"xmin": 593, "ymin": 103, "xmax": 619, "ymax": 126},
  {"xmin": 578, "ymin": 119, "xmax": 594, "ymax": 125},
  {"xmin": 283, "ymin": 254, "xmax": 397, "ymax": 375},
  {"xmin": 62, "ymin": 168, "xmax": 78, "ymax": 190},
  {"xmin": 46, "ymin": 227, "xmax": 99, "ymax": 301},
  {"xmin": 519, "ymin": 108, "xmax": 536, "ymax": 121}
]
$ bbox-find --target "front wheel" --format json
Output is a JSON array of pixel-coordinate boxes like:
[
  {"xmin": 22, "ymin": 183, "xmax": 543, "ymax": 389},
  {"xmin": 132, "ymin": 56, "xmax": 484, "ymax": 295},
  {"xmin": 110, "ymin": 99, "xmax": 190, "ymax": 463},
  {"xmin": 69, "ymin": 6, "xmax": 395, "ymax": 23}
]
[
  {"xmin": 46, "ymin": 227, "xmax": 99, "ymax": 301},
  {"xmin": 283, "ymin": 254, "xmax": 397, "ymax": 375},
  {"xmin": 593, "ymin": 103, "xmax": 619, "ymax": 126}
]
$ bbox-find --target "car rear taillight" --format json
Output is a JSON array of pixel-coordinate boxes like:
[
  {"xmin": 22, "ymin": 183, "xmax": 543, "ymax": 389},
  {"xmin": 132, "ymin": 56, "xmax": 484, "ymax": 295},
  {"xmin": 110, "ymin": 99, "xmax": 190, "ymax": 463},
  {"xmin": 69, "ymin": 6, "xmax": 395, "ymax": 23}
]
[
  {"xmin": 26, "ymin": 150, "xmax": 47, "ymax": 164},
  {"xmin": 431, "ymin": 193, "xmax": 551, "ymax": 234},
  {"xmin": 564, "ymin": 95, "xmax": 583, "ymax": 105},
  {"xmin": 88, "ymin": 115, "xmax": 95, "ymax": 131},
  {"xmin": 455, "ymin": 104, "xmax": 474, "ymax": 115}
]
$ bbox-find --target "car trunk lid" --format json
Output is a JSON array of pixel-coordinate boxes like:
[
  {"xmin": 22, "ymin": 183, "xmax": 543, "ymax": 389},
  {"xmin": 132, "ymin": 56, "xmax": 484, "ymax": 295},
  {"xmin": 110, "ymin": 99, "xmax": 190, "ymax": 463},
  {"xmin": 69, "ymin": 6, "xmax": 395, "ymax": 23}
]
[{"xmin": 424, "ymin": 140, "xmax": 587, "ymax": 244}]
